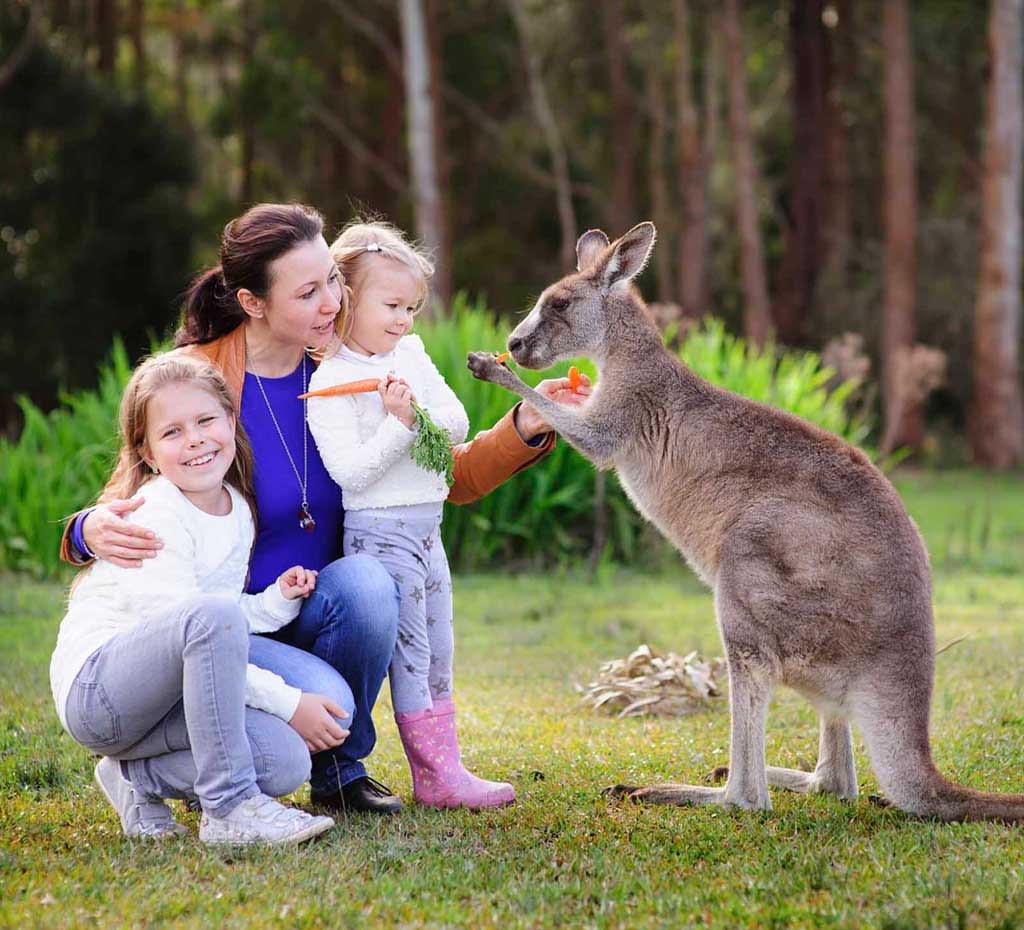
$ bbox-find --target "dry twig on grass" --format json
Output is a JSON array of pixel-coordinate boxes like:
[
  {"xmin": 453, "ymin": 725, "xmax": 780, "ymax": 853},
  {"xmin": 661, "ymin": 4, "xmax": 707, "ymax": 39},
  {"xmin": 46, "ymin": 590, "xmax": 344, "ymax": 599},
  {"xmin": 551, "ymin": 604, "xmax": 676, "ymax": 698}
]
[{"xmin": 577, "ymin": 644, "xmax": 727, "ymax": 718}]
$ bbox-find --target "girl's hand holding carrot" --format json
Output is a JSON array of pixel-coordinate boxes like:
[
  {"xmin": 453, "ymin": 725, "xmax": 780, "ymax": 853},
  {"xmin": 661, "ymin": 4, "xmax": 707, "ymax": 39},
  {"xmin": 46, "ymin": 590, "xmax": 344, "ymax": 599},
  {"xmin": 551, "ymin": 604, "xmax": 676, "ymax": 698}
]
[{"xmin": 379, "ymin": 373, "xmax": 417, "ymax": 429}]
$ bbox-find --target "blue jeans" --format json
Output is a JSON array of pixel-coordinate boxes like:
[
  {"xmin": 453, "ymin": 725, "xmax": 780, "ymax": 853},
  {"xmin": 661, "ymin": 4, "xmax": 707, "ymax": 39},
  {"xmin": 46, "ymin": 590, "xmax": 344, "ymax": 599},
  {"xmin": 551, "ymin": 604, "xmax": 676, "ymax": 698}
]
[{"xmin": 249, "ymin": 554, "xmax": 399, "ymax": 794}]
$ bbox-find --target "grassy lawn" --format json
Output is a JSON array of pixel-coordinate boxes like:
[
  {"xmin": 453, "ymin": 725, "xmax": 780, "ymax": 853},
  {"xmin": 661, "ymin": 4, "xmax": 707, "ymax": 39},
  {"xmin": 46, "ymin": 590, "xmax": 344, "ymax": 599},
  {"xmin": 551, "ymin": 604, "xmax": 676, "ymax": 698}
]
[{"xmin": 2, "ymin": 469, "xmax": 1023, "ymax": 929}]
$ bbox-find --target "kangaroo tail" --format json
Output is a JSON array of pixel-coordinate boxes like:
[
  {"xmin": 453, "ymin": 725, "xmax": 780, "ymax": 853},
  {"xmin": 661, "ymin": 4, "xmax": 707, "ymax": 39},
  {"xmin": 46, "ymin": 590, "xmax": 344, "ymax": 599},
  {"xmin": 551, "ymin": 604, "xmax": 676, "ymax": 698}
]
[{"xmin": 857, "ymin": 703, "xmax": 1024, "ymax": 823}]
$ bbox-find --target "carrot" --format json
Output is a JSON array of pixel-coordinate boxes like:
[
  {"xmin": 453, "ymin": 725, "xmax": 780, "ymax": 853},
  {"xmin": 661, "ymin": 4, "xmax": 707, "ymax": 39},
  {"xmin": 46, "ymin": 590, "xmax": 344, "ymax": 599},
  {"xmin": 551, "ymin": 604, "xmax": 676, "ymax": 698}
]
[
  {"xmin": 495, "ymin": 351, "xmax": 510, "ymax": 364},
  {"xmin": 297, "ymin": 378, "xmax": 380, "ymax": 400},
  {"xmin": 568, "ymin": 365, "xmax": 583, "ymax": 392}
]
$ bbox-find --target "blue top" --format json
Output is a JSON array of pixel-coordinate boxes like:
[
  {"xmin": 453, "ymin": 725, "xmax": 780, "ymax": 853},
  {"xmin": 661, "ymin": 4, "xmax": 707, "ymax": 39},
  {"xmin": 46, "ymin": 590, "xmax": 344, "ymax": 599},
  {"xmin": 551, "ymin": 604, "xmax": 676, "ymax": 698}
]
[{"xmin": 240, "ymin": 359, "xmax": 344, "ymax": 593}]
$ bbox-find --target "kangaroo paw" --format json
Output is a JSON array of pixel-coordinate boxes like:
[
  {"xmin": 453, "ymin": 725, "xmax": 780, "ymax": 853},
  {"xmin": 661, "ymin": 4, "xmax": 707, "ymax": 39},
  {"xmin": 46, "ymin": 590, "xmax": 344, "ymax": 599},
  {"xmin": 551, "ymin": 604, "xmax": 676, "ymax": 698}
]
[{"xmin": 467, "ymin": 351, "xmax": 520, "ymax": 390}]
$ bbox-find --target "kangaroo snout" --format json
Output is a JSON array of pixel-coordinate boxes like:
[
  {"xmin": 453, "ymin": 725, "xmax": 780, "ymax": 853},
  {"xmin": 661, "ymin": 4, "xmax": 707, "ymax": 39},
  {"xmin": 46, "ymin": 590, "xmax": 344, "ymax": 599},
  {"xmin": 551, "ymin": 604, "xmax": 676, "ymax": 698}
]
[{"xmin": 506, "ymin": 323, "xmax": 548, "ymax": 369}]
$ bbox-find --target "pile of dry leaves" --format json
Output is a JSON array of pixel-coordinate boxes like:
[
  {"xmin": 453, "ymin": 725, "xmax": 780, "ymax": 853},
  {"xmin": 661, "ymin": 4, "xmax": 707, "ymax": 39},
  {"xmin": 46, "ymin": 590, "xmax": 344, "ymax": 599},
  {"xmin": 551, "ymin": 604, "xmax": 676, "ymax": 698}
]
[{"xmin": 577, "ymin": 645, "xmax": 727, "ymax": 718}]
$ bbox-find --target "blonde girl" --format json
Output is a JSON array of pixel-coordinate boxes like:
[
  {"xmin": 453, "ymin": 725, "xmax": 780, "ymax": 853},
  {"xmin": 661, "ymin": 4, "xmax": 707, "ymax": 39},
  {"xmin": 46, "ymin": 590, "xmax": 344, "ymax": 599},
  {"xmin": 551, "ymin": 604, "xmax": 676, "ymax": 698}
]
[{"xmin": 307, "ymin": 221, "xmax": 517, "ymax": 808}]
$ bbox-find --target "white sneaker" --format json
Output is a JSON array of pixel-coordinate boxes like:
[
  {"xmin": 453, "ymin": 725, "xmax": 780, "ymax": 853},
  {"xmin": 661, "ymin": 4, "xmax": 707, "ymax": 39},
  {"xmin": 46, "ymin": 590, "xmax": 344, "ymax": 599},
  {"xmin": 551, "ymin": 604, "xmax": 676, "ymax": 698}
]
[
  {"xmin": 199, "ymin": 794, "xmax": 335, "ymax": 846},
  {"xmin": 94, "ymin": 757, "xmax": 188, "ymax": 839}
]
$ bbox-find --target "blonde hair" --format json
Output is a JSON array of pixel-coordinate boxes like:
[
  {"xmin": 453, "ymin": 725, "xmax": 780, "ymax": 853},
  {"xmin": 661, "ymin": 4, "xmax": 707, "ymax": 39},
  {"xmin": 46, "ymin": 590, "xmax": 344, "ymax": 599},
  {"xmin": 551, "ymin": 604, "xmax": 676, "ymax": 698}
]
[
  {"xmin": 108, "ymin": 353, "xmax": 256, "ymax": 514},
  {"xmin": 329, "ymin": 220, "xmax": 434, "ymax": 342}
]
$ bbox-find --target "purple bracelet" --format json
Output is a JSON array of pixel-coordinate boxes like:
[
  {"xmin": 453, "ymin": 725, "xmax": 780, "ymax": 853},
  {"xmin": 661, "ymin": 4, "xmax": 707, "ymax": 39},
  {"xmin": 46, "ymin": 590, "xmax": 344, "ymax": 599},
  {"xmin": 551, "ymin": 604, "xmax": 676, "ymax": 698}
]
[{"xmin": 71, "ymin": 508, "xmax": 97, "ymax": 561}]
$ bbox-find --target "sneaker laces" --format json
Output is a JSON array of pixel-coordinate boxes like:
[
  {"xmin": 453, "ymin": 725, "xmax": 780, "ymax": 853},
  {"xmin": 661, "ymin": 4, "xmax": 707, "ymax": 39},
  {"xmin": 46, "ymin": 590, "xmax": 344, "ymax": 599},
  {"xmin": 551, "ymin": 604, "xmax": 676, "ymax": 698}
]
[{"xmin": 356, "ymin": 776, "xmax": 396, "ymax": 798}]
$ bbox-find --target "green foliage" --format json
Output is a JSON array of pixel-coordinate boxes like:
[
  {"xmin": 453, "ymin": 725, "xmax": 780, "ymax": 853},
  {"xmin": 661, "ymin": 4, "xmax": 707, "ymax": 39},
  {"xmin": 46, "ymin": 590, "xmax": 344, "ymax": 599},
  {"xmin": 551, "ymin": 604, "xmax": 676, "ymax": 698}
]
[
  {"xmin": 0, "ymin": 16, "xmax": 195, "ymax": 423},
  {"xmin": 0, "ymin": 342, "xmax": 132, "ymax": 576},
  {"xmin": 0, "ymin": 303, "xmax": 871, "ymax": 576}
]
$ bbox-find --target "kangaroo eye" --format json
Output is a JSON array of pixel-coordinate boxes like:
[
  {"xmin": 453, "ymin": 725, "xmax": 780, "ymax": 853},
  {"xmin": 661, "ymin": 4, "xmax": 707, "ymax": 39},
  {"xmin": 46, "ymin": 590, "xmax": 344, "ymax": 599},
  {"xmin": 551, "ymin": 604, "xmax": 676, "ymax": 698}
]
[{"xmin": 546, "ymin": 297, "xmax": 569, "ymax": 312}]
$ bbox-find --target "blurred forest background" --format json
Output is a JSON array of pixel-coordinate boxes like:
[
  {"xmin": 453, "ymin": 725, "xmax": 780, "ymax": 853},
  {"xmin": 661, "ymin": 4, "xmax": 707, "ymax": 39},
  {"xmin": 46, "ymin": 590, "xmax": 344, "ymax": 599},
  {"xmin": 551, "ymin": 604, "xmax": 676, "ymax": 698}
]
[{"xmin": 2, "ymin": 0, "xmax": 1023, "ymax": 471}]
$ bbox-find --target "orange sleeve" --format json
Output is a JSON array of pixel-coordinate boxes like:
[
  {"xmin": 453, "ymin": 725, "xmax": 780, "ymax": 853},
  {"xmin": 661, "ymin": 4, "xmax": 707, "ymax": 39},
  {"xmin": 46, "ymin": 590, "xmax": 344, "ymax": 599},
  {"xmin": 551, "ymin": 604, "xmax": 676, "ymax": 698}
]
[{"xmin": 447, "ymin": 404, "xmax": 556, "ymax": 506}]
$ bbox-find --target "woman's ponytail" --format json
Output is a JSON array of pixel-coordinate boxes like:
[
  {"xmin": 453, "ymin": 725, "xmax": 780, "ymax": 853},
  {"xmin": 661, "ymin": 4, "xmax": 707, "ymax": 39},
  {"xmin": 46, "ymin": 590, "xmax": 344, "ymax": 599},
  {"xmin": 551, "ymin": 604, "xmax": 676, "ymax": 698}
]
[{"xmin": 175, "ymin": 266, "xmax": 245, "ymax": 346}]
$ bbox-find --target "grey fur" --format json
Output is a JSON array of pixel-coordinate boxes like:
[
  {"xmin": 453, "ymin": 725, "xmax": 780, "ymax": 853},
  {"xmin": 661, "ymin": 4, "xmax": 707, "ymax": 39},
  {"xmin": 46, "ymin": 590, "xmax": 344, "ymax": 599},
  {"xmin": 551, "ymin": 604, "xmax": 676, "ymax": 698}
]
[{"xmin": 467, "ymin": 222, "xmax": 1024, "ymax": 823}]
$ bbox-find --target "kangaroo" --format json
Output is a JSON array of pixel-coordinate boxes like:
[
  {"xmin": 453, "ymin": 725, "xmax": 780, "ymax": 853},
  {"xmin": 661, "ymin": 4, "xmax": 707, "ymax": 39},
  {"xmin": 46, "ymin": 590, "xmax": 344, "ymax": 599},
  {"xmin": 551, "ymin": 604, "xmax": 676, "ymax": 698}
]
[{"xmin": 467, "ymin": 222, "xmax": 1024, "ymax": 822}]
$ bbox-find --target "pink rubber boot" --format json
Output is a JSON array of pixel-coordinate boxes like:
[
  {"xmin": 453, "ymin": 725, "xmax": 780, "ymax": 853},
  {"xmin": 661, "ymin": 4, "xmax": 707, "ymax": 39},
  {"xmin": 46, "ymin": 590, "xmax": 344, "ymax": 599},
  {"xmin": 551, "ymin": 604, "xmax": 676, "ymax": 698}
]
[{"xmin": 395, "ymin": 698, "xmax": 516, "ymax": 810}]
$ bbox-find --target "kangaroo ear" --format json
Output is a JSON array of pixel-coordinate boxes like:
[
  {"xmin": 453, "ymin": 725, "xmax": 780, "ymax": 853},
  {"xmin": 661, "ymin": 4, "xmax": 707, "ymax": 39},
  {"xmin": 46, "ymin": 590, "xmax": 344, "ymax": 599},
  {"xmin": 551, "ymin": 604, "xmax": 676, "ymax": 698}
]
[
  {"xmin": 605, "ymin": 222, "xmax": 656, "ymax": 288},
  {"xmin": 576, "ymin": 229, "xmax": 610, "ymax": 272}
]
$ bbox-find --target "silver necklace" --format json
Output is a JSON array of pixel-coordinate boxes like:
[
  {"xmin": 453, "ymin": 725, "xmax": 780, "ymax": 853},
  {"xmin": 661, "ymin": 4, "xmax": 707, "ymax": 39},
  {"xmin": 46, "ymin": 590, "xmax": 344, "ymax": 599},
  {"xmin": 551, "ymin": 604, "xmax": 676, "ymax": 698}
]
[{"xmin": 249, "ymin": 351, "xmax": 316, "ymax": 532}]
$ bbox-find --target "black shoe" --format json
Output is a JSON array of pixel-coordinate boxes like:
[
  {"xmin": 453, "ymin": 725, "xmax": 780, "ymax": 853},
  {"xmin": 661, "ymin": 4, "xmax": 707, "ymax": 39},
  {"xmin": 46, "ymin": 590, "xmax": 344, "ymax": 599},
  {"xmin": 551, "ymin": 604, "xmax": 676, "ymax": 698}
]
[{"xmin": 311, "ymin": 776, "xmax": 404, "ymax": 815}]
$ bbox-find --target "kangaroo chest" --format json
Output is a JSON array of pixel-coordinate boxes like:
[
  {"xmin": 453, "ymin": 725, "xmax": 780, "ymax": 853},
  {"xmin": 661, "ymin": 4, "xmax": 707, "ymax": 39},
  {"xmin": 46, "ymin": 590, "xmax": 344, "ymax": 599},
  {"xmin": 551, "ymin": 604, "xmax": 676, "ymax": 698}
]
[{"xmin": 614, "ymin": 458, "xmax": 723, "ymax": 587}]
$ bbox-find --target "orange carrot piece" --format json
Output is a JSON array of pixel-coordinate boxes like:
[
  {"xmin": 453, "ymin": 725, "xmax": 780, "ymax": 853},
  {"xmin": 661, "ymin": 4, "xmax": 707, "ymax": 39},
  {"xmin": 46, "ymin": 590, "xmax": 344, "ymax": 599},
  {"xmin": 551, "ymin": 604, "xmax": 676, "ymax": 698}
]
[
  {"xmin": 298, "ymin": 378, "xmax": 381, "ymax": 400},
  {"xmin": 568, "ymin": 366, "xmax": 582, "ymax": 392},
  {"xmin": 495, "ymin": 351, "xmax": 510, "ymax": 364}
]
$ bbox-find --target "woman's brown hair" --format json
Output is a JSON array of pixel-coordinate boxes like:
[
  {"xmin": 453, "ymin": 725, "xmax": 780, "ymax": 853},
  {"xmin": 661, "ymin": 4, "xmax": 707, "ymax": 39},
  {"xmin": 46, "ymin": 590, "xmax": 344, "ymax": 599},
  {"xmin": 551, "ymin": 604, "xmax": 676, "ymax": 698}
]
[{"xmin": 176, "ymin": 202, "xmax": 345, "ymax": 346}]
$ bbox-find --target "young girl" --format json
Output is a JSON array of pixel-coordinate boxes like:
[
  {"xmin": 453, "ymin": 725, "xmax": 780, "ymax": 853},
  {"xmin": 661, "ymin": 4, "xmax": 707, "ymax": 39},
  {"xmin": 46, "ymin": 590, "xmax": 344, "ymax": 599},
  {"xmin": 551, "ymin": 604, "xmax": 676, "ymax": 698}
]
[
  {"xmin": 50, "ymin": 354, "xmax": 342, "ymax": 844},
  {"xmin": 307, "ymin": 221, "xmax": 515, "ymax": 809}
]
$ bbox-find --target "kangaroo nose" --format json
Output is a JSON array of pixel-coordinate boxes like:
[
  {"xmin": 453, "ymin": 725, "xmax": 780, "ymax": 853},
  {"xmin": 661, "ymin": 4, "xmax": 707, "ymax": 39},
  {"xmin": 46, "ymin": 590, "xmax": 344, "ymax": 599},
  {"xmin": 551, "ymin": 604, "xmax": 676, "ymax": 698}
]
[{"xmin": 508, "ymin": 336, "xmax": 524, "ymax": 354}]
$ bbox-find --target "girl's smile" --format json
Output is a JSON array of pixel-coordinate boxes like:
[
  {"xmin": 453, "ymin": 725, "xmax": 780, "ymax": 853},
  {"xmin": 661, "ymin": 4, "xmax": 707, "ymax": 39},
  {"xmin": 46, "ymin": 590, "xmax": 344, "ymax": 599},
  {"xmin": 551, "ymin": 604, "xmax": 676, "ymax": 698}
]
[{"xmin": 143, "ymin": 381, "xmax": 236, "ymax": 515}]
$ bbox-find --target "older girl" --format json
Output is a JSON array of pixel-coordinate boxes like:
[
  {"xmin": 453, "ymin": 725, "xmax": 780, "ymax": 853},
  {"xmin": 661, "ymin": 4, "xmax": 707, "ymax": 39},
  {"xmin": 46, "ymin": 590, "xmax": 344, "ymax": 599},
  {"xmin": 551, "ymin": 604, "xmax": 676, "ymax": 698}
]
[{"xmin": 51, "ymin": 354, "xmax": 336, "ymax": 844}]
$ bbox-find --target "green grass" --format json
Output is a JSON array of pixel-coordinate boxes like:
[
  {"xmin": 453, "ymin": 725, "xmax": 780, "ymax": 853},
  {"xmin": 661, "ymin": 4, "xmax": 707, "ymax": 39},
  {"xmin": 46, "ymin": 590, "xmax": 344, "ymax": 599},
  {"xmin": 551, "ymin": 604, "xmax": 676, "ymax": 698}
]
[{"xmin": 2, "ymin": 470, "xmax": 1023, "ymax": 929}]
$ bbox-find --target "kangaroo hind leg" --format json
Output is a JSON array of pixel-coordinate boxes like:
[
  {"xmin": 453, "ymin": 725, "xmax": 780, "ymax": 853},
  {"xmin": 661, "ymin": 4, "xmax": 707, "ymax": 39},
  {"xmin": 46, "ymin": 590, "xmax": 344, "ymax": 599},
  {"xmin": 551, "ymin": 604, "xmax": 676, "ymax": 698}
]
[
  {"xmin": 616, "ymin": 656, "xmax": 774, "ymax": 811},
  {"xmin": 762, "ymin": 716, "xmax": 858, "ymax": 799}
]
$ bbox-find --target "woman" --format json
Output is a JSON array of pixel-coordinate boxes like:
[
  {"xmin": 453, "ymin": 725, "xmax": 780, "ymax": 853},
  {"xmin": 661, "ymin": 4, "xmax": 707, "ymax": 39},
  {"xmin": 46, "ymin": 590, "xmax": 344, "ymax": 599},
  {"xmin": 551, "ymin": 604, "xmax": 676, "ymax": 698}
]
[{"xmin": 61, "ymin": 203, "xmax": 578, "ymax": 815}]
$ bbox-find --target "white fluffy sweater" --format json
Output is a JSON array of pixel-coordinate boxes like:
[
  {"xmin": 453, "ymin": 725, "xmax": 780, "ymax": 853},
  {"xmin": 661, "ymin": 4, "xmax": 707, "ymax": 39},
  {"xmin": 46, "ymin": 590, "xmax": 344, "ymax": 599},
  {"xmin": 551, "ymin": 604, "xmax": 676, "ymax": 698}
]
[
  {"xmin": 50, "ymin": 477, "xmax": 303, "ymax": 729},
  {"xmin": 307, "ymin": 336, "xmax": 469, "ymax": 511}
]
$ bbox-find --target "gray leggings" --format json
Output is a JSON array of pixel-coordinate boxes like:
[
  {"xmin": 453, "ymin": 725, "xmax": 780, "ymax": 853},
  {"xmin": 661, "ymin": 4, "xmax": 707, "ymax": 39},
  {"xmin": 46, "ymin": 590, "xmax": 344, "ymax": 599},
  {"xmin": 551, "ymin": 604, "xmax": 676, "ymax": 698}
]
[
  {"xmin": 343, "ymin": 505, "xmax": 453, "ymax": 715},
  {"xmin": 64, "ymin": 594, "xmax": 309, "ymax": 816}
]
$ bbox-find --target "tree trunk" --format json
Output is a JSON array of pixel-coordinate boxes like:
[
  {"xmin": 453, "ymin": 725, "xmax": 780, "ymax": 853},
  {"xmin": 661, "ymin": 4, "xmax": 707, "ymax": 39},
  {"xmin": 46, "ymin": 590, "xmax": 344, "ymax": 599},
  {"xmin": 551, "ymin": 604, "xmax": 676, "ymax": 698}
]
[
  {"xmin": 400, "ymin": 0, "xmax": 447, "ymax": 316},
  {"xmin": 170, "ymin": 0, "xmax": 191, "ymax": 134},
  {"xmin": 971, "ymin": 0, "xmax": 1024, "ymax": 467},
  {"xmin": 239, "ymin": 0, "xmax": 255, "ymax": 203},
  {"xmin": 508, "ymin": 0, "xmax": 578, "ymax": 273},
  {"xmin": 674, "ymin": 0, "xmax": 708, "ymax": 319},
  {"xmin": 703, "ymin": 7, "xmax": 722, "ymax": 180},
  {"xmin": 0, "ymin": 1, "xmax": 41, "ymax": 91},
  {"xmin": 129, "ymin": 0, "xmax": 145, "ymax": 93},
  {"xmin": 426, "ymin": 0, "xmax": 452, "ymax": 307},
  {"xmin": 642, "ymin": 17, "xmax": 673, "ymax": 302},
  {"xmin": 96, "ymin": 0, "xmax": 118, "ymax": 75},
  {"xmin": 776, "ymin": 0, "xmax": 825, "ymax": 345},
  {"xmin": 380, "ymin": 31, "xmax": 406, "ymax": 220},
  {"xmin": 723, "ymin": 0, "xmax": 772, "ymax": 348},
  {"xmin": 602, "ymin": 0, "xmax": 636, "ymax": 235},
  {"xmin": 880, "ymin": 0, "xmax": 923, "ymax": 455},
  {"xmin": 819, "ymin": 0, "xmax": 853, "ymax": 312}
]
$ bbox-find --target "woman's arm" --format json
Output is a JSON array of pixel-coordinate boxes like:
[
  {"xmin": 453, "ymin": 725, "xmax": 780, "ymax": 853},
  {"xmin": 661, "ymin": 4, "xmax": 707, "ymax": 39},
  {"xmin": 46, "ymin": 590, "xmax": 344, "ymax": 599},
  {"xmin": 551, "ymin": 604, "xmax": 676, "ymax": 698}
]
[
  {"xmin": 447, "ymin": 376, "xmax": 587, "ymax": 505},
  {"xmin": 60, "ymin": 446, "xmax": 163, "ymax": 568}
]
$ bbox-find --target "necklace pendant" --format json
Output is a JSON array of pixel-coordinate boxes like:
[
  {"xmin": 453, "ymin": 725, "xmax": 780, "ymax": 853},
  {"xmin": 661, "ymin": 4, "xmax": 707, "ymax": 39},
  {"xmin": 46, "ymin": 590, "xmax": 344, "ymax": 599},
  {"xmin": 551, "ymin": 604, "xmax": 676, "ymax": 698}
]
[{"xmin": 299, "ymin": 506, "xmax": 316, "ymax": 533}]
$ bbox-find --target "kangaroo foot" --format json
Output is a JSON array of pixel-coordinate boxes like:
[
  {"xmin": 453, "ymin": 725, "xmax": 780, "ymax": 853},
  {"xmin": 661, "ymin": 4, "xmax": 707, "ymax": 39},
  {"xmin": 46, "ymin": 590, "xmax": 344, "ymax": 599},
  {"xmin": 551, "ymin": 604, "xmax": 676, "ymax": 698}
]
[
  {"xmin": 602, "ymin": 783, "xmax": 640, "ymax": 800},
  {"xmin": 614, "ymin": 782, "xmax": 768, "ymax": 809},
  {"xmin": 710, "ymin": 764, "xmax": 857, "ymax": 800}
]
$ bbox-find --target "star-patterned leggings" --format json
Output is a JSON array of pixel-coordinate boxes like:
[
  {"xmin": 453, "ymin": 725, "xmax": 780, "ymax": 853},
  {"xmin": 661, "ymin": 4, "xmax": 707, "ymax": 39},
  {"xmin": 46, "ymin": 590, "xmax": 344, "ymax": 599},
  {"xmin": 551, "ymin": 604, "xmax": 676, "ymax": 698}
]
[{"xmin": 342, "ymin": 504, "xmax": 453, "ymax": 715}]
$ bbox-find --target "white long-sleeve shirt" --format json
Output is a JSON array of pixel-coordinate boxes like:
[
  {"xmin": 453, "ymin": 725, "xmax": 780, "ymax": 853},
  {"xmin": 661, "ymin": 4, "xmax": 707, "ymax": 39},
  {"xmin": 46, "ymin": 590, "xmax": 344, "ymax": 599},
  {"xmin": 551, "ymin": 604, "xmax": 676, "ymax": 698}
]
[
  {"xmin": 307, "ymin": 335, "xmax": 469, "ymax": 511},
  {"xmin": 50, "ymin": 476, "xmax": 303, "ymax": 729}
]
